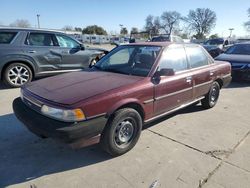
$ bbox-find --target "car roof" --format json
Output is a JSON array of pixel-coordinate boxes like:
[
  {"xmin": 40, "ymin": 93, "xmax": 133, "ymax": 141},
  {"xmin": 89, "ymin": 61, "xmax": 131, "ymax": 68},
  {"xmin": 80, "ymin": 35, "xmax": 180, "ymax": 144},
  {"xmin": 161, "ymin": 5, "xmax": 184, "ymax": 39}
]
[{"xmin": 0, "ymin": 27, "xmax": 65, "ymax": 34}]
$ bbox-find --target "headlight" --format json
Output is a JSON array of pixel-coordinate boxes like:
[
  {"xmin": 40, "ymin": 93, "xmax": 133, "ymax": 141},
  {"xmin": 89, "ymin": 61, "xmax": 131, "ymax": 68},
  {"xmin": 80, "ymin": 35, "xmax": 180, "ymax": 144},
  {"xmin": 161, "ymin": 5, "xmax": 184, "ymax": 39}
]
[{"xmin": 41, "ymin": 105, "xmax": 85, "ymax": 122}]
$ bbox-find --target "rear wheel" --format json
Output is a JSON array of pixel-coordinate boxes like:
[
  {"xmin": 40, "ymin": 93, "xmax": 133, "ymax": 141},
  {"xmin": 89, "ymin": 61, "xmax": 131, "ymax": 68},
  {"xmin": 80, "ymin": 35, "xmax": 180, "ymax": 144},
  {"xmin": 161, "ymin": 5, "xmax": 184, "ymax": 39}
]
[
  {"xmin": 201, "ymin": 81, "xmax": 220, "ymax": 109},
  {"xmin": 3, "ymin": 63, "xmax": 33, "ymax": 88},
  {"xmin": 100, "ymin": 108, "xmax": 142, "ymax": 156}
]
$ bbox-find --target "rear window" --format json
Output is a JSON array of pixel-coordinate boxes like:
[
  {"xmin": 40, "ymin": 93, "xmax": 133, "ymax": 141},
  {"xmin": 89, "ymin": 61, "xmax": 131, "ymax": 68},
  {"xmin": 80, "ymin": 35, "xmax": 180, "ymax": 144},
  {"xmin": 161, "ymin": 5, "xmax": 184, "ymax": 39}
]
[{"xmin": 0, "ymin": 32, "xmax": 17, "ymax": 44}]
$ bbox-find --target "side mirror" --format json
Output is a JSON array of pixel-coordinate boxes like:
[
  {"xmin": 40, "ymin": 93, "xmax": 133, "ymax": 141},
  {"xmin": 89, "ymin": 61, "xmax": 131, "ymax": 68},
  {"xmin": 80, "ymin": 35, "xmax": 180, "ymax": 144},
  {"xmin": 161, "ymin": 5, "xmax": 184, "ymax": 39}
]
[
  {"xmin": 155, "ymin": 68, "xmax": 175, "ymax": 77},
  {"xmin": 80, "ymin": 44, "xmax": 85, "ymax": 50},
  {"xmin": 129, "ymin": 38, "xmax": 135, "ymax": 43}
]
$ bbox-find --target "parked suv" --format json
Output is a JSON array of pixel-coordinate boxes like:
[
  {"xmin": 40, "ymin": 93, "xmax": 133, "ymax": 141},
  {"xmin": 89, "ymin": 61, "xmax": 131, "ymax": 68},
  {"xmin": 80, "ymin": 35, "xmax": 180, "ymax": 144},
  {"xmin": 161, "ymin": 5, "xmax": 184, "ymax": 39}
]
[
  {"xmin": 0, "ymin": 28, "xmax": 107, "ymax": 87},
  {"xmin": 13, "ymin": 42, "xmax": 231, "ymax": 156}
]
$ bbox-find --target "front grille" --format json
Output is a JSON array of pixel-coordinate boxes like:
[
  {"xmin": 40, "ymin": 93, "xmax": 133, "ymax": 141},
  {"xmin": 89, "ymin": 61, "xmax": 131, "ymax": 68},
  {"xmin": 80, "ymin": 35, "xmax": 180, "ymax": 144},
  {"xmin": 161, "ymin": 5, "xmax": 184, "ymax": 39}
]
[{"xmin": 21, "ymin": 92, "xmax": 43, "ymax": 113}]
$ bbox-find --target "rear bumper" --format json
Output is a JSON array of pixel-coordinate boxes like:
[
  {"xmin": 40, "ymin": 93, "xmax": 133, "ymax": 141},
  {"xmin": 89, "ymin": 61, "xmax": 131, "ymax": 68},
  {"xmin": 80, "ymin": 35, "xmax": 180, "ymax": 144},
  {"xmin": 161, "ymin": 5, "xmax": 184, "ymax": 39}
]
[
  {"xmin": 222, "ymin": 74, "xmax": 232, "ymax": 87},
  {"xmin": 13, "ymin": 97, "xmax": 107, "ymax": 144}
]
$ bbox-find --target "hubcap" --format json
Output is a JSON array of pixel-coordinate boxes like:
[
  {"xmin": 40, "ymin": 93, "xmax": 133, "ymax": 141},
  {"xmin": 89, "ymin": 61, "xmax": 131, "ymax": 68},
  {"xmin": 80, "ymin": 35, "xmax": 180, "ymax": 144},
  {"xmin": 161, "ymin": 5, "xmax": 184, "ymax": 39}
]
[
  {"xmin": 210, "ymin": 86, "xmax": 219, "ymax": 104},
  {"xmin": 114, "ymin": 119, "xmax": 134, "ymax": 148},
  {"xmin": 8, "ymin": 66, "xmax": 29, "ymax": 86}
]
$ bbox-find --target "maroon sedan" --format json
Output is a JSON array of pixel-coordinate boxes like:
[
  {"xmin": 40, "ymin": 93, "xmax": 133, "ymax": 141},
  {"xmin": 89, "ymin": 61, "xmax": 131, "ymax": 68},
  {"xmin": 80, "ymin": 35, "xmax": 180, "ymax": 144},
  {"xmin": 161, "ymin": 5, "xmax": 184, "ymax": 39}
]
[{"xmin": 13, "ymin": 42, "xmax": 231, "ymax": 156}]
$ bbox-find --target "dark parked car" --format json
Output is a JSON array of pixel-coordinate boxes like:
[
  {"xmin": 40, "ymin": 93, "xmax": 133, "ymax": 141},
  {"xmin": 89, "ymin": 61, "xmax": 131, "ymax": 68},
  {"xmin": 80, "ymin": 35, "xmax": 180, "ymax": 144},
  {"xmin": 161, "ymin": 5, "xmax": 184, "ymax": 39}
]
[
  {"xmin": 0, "ymin": 28, "xmax": 108, "ymax": 87},
  {"xmin": 13, "ymin": 42, "xmax": 231, "ymax": 156},
  {"xmin": 202, "ymin": 38, "xmax": 234, "ymax": 58},
  {"xmin": 215, "ymin": 42, "xmax": 250, "ymax": 81}
]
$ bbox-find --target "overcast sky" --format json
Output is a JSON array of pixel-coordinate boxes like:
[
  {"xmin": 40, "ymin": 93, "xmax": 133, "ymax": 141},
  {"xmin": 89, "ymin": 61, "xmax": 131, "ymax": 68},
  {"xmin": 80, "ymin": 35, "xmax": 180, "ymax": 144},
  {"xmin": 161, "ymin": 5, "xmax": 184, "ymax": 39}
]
[{"xmin": 1, "ymin": 0, "xmax": 250, "ymax": 37}]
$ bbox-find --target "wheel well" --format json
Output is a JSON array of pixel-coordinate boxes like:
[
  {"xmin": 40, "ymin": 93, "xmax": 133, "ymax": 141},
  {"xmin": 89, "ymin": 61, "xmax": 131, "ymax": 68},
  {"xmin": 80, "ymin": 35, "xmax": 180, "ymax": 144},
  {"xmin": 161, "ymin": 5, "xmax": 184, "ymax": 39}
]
[
  {"xmin": 1, "ymin": 61, "xmax": 34, "ymax": 80},
  {"xmin": 116, "ymin": 103, "xmax": 145, "ymax": 120},
  {"xmin": 215, "ymin": 78, "xmax": 223, "ymax": 88}
]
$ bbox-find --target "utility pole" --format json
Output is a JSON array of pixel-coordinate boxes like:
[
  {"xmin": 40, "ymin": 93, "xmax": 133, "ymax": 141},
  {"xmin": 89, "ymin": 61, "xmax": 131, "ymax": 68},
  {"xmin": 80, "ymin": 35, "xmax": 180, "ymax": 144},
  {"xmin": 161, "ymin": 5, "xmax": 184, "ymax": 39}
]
[
  {"xmin": 37, "ymin": 14, "xmax": 40, "ymax": 28},
  {"xmin": 229, "ymin": 28, "xmax": 234, "ymax": 38}
]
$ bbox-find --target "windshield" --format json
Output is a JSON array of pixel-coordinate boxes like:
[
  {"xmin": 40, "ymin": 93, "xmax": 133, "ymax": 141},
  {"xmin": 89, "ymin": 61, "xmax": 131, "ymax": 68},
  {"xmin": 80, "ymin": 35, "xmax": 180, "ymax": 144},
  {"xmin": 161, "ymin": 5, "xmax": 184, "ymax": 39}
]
[
  {"xmin": 225, "ymin": 44, "xmax": 250, "ymax": 55},
  {"xmin": 204, "ymin": 39, "xmax": 224, "ymax": 45},
  {"xmin": 94, "ymin": 45, "xmax": 162, "ymax": 77}
]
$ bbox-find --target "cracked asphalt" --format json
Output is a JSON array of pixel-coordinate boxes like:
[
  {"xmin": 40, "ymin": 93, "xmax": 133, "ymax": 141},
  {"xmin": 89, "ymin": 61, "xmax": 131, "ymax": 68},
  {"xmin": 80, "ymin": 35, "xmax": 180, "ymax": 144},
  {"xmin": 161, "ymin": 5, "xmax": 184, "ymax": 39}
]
[{"xmin": 0, "ymin": 81, "xmax": 250, "ymax": 188}]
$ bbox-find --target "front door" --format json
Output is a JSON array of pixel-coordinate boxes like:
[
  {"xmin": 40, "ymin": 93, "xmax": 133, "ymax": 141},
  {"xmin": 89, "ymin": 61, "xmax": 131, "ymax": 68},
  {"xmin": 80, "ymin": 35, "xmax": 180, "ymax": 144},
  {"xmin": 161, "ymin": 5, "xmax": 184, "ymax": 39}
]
[
  {"xmin": 154, "ymin": 45, "xmax": 193, "ymax": 116},
  {"xmin": 53, "ymin": 34, "xmax": 90, "ymax": 69}
]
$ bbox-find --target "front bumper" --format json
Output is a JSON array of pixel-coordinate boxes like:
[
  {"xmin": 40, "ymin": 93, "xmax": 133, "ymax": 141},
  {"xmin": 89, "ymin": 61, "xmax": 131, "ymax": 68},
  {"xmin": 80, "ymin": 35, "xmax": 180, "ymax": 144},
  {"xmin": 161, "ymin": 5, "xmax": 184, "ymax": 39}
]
[{"xmin": 13, "ymin": 97, "xmax": 107, "ymax": 144}]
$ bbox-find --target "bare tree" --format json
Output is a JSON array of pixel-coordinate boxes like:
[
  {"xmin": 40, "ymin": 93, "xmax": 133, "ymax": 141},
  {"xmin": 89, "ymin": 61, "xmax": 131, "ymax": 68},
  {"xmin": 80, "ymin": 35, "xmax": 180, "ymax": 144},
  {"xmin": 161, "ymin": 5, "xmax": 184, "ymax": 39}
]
[
  {"xmin": 153, "ymin": 16, "xmax": 161, "ymax": 35},
  {"xmin": 184, "ymin": 8, "xmax": 216, "ymax": 39},
  {"xmin": 145, "ymin": 15, "xmax": 161, "ymax": 35},
  {"xmin": 161, "ymin": 11, "xmax": 181, "ymax": 35},
  {"xmin": 145, "ymin": 15, "xmax": 154, "ymax": 32},
  {"xmin": 244, "ymin": 8, "xmax": 250, "ymax": 32},
  {"xmin": 9, "ymin": 19, "xmax": 31, "ymax": 28},
  {"xmin": 62, "ymin": 25, "xmax": 73, "ymax": 31}
]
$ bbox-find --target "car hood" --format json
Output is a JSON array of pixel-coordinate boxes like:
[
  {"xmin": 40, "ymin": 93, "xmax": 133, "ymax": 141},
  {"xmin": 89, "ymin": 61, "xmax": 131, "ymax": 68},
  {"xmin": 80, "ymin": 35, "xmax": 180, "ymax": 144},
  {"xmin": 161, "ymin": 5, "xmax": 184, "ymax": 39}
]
[
  {"xmin": 215, "ymin": 53, "xmax": 250, "ymax": 63},
  {"xmin": 25, "ymin": 71, "xmax": 143, "ymax": 105},
  {"xmin": 203, "ymin": 45, "xmax": 220, "ymax": 51}
]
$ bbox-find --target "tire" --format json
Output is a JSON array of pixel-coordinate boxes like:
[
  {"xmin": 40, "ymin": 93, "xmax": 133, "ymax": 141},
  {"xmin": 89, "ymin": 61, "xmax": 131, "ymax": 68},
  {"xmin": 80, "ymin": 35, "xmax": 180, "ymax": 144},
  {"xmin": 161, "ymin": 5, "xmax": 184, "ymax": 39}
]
[
  {"xmin": 3, "ymin": 63, "xmax": 33, "ymax": 88},
  {"xmin": 100, "ymin": 108, "xmax": 142, "ymax": 156},
  {"xmin": 201, "ymin": 81, "xmax": 220, "ymax": 109}
]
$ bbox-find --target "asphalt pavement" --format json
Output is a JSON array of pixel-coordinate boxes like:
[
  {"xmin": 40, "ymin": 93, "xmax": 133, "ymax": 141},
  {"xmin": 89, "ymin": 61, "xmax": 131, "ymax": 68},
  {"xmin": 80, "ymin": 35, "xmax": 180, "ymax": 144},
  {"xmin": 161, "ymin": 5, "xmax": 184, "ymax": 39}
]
[{"xmin": 0, "ymin": 81, "xmax": 250, "ymax": 188}]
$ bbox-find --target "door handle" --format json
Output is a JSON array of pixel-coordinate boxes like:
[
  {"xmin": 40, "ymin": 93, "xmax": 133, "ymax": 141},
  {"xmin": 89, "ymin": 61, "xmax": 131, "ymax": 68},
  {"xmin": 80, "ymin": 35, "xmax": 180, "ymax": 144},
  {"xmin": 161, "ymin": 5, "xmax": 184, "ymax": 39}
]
[
  {"xmin": 186, "ymin": 76, "xmax": 192, "ymax": 83},
  {"xmin": 210, "ymin": 71, "xmax": 214, "ymax": 76},
  {"xmin": 27, "ymin": 50, "xmax": 36, "ymax": 53}
]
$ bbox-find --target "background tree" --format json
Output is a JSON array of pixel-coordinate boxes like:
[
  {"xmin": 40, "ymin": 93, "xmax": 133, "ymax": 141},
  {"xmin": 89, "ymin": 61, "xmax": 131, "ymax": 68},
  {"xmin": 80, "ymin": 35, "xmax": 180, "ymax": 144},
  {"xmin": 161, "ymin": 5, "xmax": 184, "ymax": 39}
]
[
  {"xmin": 161, "ymin": 11, "xmax": 181, "ymax": 35},
  {"xmin": 184, "ymin": 8, "xmax": 216, "ymax": 39},
  {"xmin": 209, "ymin": 33, "xmax": 219, "ymax": 39},
  {"xmin": 244, "ymin": 8, "xmax": 250, "ymax": 32},
  {"xmin": 145, "ymin": 15, "xmax": 154, "ymax": 32},
  {"xmin": 120, "ymin": 27, "xmax": 128, "ymax": 35},
  {"xmin": 130, "ymin": 27, "xmax": 139, "ymax": 34},
  {"xmin": 153, "ymin": 16, "xmax": 161, "ymax": 35},
  {"xmin": 82, "ymin": 25, "xmax": 107, "ymax": 35},
  {"xmin": 9, "ymin": 19, "xmax": 30, "ymax": 28},
  {"xmin": 62, "ymin": 25, "xmax": 73, "ymax": 31},
  {"xmin": 74, "ymin": 27, "xmax": 82, "ymax": 32},
  {"xmin": 145, "ymin": 15, "xmax": 161, "ymax": 35}
]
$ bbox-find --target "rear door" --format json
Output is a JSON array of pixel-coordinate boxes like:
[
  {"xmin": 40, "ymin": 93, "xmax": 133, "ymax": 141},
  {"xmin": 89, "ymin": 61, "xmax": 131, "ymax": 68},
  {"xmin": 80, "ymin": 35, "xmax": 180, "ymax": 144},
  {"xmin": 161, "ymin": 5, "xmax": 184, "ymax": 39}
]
[
  {"xmin": 154, "ymin": 45, "xmax": 193, "ymax": 116},
  {"xmin": 185, "ymin": 46, "xmax": 213, "ymax": 99}
]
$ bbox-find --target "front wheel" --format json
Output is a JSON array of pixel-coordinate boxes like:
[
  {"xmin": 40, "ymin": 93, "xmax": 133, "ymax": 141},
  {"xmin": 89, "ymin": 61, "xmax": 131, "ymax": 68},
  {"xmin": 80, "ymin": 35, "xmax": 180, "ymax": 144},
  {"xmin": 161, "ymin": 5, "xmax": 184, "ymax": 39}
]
[
  {"xmin": 201, "ymin": 81, "xmax": 220, "ymax": 109},
  {"xmin": 100, "ymin": 108, "xmax": 142, "ymax": 156},
  {"xmin": 3, "ymin": 63, "xmax": 33, "ymax": 88}
]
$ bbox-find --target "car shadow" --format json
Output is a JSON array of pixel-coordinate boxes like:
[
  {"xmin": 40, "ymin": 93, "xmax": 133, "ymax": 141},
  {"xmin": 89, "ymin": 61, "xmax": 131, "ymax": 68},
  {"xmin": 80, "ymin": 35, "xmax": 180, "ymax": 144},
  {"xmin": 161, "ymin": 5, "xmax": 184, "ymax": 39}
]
[
  {"xmin": 0, "ymin": 113, "xmax": 112, "ymax": 187},
  {"xmin": 0, "ymin": 82, "xmax": 8, "ymax": 90}
]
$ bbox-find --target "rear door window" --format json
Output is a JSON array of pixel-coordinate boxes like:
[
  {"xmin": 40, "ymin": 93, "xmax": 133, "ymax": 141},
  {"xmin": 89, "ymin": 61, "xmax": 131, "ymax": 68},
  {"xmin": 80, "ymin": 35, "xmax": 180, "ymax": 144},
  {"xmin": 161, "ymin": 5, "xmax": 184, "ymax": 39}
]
[
  {"xmin": 27, "ymin": 33, "xmax": 55, "ymax": 46},
  {"xmin": 0, "ymin": 32, "xmax": 17, "ymax": 44},
  {"xmin": 185, "ymin": 46, "xmax": 208, "ymax": 68},
  {"xmin": 158, "ymin": 46, "xmax": 188, "ymax": 72}
]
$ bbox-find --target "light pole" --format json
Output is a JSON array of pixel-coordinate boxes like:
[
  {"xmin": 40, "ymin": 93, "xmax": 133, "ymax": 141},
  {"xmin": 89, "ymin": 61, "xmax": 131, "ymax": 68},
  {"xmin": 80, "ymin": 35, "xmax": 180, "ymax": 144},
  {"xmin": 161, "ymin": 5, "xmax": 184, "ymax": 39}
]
[
  {"xmin": 37, "ymin": 14, "xmax": 40, "ymax": 28},
  {"xmin": 229, "ymin": 28, "xmax": 234, "ymax": 38}
]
